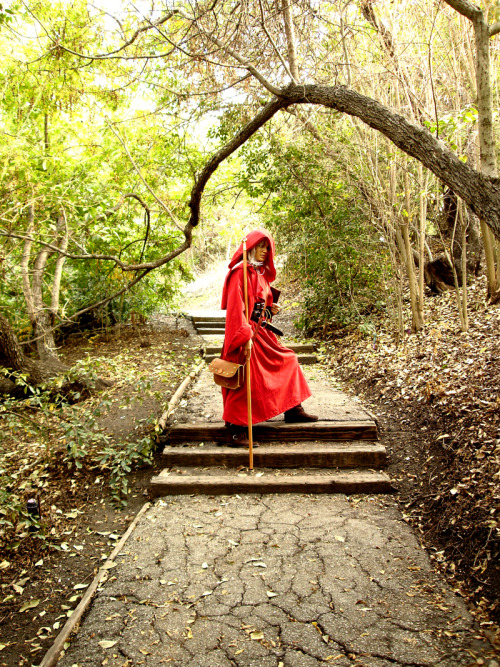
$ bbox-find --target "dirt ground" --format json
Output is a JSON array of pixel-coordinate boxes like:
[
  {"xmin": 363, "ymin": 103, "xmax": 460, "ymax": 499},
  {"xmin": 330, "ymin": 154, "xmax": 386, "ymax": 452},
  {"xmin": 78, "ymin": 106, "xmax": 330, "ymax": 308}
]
[
  {"xmin": 0, "ymin": 318, "xmax": 203, "ymax": 666},
  {"xmin": 319, "ymin": 277, "xmax": 500, "ymax": 648},
  {"xmin": 1, "ymin": 267, "xmax": 499, "ymax": 664}
]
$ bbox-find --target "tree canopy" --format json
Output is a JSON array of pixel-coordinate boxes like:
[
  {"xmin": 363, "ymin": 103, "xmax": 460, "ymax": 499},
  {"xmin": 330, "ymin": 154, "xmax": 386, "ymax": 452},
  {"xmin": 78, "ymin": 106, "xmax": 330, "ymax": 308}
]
[{"xmin": 1, "ymin": 0, "xmax": 500, "ymax": 350}]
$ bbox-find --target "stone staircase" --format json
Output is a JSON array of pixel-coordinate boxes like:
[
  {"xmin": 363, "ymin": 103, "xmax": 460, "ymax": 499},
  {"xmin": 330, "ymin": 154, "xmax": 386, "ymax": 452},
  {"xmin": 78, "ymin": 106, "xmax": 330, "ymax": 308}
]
[
  {"xmin": 149, "ymin": 366, "xmax": 392, "ymax": 497},
  {"xmin": 191, "ymin": 314, "xmax": 226, "ymax": 336},
  {"xmin": 191, "ymin": 313, "xmax": 319, "ymax": 365}
]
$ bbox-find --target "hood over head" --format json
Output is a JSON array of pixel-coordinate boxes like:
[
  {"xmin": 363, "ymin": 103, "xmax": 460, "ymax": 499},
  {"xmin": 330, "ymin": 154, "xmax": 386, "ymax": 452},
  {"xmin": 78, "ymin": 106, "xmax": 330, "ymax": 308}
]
[
  {"xmin": 221, "ymin": 228, "xmax": 276, "ymax": 309},
  {"xmin": 228, "ymin": 228, "xmax": 276, "ymax": 279}
]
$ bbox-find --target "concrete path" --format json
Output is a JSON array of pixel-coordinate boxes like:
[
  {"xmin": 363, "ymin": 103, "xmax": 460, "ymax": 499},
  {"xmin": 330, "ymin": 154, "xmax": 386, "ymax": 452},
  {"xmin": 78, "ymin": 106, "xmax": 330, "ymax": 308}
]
[
  {"xmin": 52, "ymin": 357, "xmax": 493, "ymax": 666},
  {"xmin": 58, "ymin": 493, "xmax": 490, "ymax": 666},
  {"xmin": 170, "ymin": 366, "xmax": 373, "ymax": 427}
]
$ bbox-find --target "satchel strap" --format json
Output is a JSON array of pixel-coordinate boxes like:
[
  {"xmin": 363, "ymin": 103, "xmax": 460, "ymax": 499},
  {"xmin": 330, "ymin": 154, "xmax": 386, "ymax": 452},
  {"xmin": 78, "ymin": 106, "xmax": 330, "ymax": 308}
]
[
  {"xmin": 251, "ymin": 305, "xmax": 267, "ymax": 341},
  {"xmin": 249, "ymin": 276, "xmax": 270, "ymax": 342}
]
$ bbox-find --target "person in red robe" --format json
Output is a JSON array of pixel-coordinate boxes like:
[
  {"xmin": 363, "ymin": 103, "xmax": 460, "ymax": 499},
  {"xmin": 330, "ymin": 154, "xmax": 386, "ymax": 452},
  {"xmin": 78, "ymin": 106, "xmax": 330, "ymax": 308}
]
[{"xmin": 220, "ymin": 228, "xmax": 318, "ymax": 446}]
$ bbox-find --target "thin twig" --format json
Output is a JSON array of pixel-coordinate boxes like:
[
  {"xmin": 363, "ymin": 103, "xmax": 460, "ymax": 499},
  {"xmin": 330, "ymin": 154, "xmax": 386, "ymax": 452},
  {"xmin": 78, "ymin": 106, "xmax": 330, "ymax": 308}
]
[
  {"xmin": 258, "ymin": 0, "xmax": 297, "ymax": 83},
  {"xmin": 105, "ymin": 121, "xmax": 183, "ymax": 232}
]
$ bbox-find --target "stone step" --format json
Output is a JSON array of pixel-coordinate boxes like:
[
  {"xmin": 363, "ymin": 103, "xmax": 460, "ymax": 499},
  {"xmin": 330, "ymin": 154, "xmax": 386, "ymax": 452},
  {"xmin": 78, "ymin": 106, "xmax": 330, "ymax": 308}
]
[
  {"xmin": 195, "ymin": 320, "xmax": 226, "ymax": 326},
  {"xmin": 204, "ymin": 354, "xmax": 318, "ymax": 365},
  {"xmin": 204, "ymin": 343, "xmax": 316, "ymax": 355},
  {"xmin": 167, "ymin": 420, "xmax": 377, "ymax": 444},
  {"xmin": 149, "ymin": 470, "xmax": 392, "ymax": 496},
  {"xmin": 161, "ymin": 442, "xmax": 387, "ymax": 468},
  {"xmin": 190, "ymin": 310, "xmax": 226, "ymax": 322},
  {"xmin": 197, "ymin": 327, "xmax": 227, "ymax": 335},
  {"xmin": 193, "ymin": 317, "xmax": 226, "ymax": 327},
  {"xmin": 295, "ymin": 354, "xmax": 318, "ymax": 365}
]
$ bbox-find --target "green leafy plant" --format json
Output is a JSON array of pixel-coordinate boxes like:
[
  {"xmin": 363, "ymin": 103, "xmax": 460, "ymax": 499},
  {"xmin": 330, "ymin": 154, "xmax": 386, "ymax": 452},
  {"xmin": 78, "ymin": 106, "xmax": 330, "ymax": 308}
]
[
  {"xmin": 237, "ymin": 136, "xmax": 389, "ymax": 336},
  {"xmin": 95, "ymin": 436, "xmax": 154, "ymax": 505}
]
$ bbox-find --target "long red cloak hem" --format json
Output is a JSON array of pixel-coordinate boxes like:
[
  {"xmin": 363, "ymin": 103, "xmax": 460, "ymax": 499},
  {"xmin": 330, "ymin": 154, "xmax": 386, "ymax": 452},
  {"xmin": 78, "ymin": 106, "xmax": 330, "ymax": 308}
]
[{"xmin": 220, "ymin": 229, "xmax": 311, "ymax": 426}]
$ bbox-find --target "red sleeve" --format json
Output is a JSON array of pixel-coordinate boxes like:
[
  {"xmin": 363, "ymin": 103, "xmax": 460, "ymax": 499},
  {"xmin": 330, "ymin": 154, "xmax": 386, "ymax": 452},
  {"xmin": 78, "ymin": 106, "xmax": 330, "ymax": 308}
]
[{"xmin": 224, "ymin": 268, "xmax": 252, "ymax": 355}]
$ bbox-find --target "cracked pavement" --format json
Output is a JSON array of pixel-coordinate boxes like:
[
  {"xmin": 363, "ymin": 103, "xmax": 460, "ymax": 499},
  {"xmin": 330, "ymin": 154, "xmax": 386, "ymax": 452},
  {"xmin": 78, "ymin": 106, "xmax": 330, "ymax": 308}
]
[{"xmin": 57, "ymin": 494, "xmax": 491, "ymax": 666}]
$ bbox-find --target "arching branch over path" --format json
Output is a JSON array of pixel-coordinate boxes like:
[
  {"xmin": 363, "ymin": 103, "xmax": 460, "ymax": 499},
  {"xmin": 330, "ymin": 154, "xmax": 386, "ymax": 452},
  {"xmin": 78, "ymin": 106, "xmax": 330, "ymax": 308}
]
[
  {"xmin": 186, "ymin": 84, "xmax": 500, "ymax": 238},
  {"xmin": 188, "ymin": 98, "xmax": 287, "ymax": 228},
  {"xmin": 39, "ymin": 5, "xmax": 500, "ymax": 239}
]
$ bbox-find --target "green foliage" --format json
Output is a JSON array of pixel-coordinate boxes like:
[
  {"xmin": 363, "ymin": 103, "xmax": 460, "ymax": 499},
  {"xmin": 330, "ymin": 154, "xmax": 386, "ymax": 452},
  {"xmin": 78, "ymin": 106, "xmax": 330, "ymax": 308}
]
[
  {"xmin": 423, "ymin": 105, "xmax": 478, "ymax": 154},
  {"xmin": 0, "ymin": 359, "xmax": 157, "ymax": 529},
  {"xmin": 238, "ymin": 136, "xmax": 388, "ymax": 335},
  {"xmin": 94, "ymin": 436, "xmax": 154, "ymax": 505},
  {"xmin": 0, "ymin": 2, "xmax": 14, "ymax": 25},
  {"xmin": 0, "ymin": 471, "xmax": 24, "ymax": 538},
  {"xmin": 0, "ymin": 2, "xmax": 203, "ymax": 337}
]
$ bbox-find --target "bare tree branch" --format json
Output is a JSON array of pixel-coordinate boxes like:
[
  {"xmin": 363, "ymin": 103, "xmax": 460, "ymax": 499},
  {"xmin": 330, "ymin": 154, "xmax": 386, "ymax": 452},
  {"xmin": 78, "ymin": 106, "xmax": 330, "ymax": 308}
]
[
  {"xmin": 489, "ymin": 21, "xmax": 500, "ymax": 37},
  {"xmin": 282, "ymin": 83, "xmax": 500, "ymax": 237},
  {"xmin": 187, "ymin": 97, "xmax": 287, "ymax": 228},
  {"xmin": 258, "ymin": 0, "xmax": 297, "ymax": 83},
  {"xmin": 0, "ymin": 228, "xmax": 187, "ymax": 272},
  {"xmin": 360, "ymin": 0, "xmax": 426, "ymax": 122},
  {"xmin": 442, "ymin": 0, "xmax": 481, "ymax": 22},
  {"xmin": 189, "ymin": 18, "xmax": 282, "ymax": 95},
  {"xmin": 281, "ymin": 0, "xmax": 299, "ymax": 82},
  {"xmin": 52, "ymin": 11, "xmax": 179, "ymax": 60},
  {"xmin": 1, "ymin": 194, "xmax": 177, "ymax": 271}
]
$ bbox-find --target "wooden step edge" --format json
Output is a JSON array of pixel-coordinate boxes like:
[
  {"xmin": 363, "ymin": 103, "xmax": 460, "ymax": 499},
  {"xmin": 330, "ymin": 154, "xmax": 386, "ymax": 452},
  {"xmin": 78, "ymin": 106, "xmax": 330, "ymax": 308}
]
[
  {"xmin": 191, "ymin": 317, "xmax": 226, "ymax": 323},
  {"xmin": 194, "ymin": 322, "xmax": 226, "ymax": 331},
  {"xmin": 194, "ymin": 320, "xmax": 226, "ymax": 325},
  {"xmin": 194, "ymin": 328, "xmax": 225, "ymax": 332},
  {"xmin": 296, "ymin": 355, "xmax": 318, "ymax": 364},
  {"xmin": 160, "ymin": 444, "xmax": 387, "ymax": 468},
  {"xmin": 168, "ymin": 420, "xmax": 378, "ymax": 443},
  {"xmin": 149, "ymin": 471, "xmax": 393, "ymax": 496}
]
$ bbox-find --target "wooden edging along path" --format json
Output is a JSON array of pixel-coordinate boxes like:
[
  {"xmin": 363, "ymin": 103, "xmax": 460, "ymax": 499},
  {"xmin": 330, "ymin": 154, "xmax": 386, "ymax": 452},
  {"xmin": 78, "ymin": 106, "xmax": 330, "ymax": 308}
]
[
  {"xmin": 39, "ymin": 503, "xmax": 151, "ymax": 667},
  {"xmin": 149, "ymin": 471, "xmax": 391, "ymax": 496}
]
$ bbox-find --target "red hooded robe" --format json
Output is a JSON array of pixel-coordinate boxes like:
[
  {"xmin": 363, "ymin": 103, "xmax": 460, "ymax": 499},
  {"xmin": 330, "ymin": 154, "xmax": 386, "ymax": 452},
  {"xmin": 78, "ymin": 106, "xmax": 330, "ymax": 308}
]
[{"xmin": 220, "ymin": 229, "xmax": 311, "ymax": 426}]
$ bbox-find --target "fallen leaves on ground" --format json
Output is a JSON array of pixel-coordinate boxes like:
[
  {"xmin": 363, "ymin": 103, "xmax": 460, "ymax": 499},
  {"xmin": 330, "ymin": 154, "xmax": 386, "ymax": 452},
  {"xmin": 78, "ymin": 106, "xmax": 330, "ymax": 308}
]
[{"xmin": 321, "ymin": 277, "xmax": 499, "ymax": 637}]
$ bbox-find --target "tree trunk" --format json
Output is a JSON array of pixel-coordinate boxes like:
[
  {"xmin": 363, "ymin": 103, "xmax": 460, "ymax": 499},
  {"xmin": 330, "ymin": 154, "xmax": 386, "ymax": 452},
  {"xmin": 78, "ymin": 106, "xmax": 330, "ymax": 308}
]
[
  {"xmin": 443, "ymin": 0, "xmax": 499, "ymax": 295},
  {"xmin": 281, "ymin": 0, "xmax": 299, "ymax": 82},
  {"xmin": 19, "ymin": 209, "xmax": 69, "ymax": 363},
  {"xmin": 50, "ymin": 212, "xmax": 68, "ymax": 318},
  {"xmin": 417, "ymin": 165, "xmax": 428, "ymax": 312},
  {"xmin": 475, "ymin": 17, "xmax": 499, "ymax": 296},
  {"xmin": 0, "ymin": 313, "xmax": 44, "ymax": 393},
  {"xmin": 438, "ymin": 188, "xmax": 481, "ymax": 274}
]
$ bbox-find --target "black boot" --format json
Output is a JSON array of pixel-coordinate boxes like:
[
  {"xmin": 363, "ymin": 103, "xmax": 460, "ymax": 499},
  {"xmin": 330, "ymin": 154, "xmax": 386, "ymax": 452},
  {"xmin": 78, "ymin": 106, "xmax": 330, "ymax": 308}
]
[
  {"xmin": 225, "ymin": 423, "xmax": 258, "ymax": 448},
  {"xmin": 284, "ymin": 404, "xmax": 319, "ymax": 423}
]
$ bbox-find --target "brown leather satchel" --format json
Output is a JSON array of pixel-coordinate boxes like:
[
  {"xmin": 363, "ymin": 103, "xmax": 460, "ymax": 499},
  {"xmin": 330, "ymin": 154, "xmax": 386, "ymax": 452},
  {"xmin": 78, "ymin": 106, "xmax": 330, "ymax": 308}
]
[
  {"xmin": 209, "ymin": 275, "xmax": 270, "ymax": 390},
  {"xmin": 208, "ymin": 358, "xmax": 245, "ymax": 390}
]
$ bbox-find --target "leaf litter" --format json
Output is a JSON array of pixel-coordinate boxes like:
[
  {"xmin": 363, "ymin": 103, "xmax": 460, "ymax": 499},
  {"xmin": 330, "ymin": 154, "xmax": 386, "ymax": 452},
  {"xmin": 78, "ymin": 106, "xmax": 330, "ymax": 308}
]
[
  {"xmin": 321, "ymin": 277, "xmax": 500, "ymax": 642},
  {"xmin": 0, "ymin": 320, "xmax": 202, "ymax": 665}
]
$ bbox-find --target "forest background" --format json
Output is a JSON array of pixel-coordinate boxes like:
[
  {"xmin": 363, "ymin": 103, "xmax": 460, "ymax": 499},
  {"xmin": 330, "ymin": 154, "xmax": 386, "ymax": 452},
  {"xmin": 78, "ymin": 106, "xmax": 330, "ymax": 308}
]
[{"xmin": 0, "ymin": 0, "xmax": 500, "ymax": 659}]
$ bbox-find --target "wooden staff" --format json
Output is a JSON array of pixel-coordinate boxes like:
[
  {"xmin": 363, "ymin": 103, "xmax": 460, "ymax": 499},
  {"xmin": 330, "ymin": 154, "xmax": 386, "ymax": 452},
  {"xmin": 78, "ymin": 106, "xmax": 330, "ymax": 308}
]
[{"xmin": 242, "ymin": 237, "xmax": 254, "ymax": 470}]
